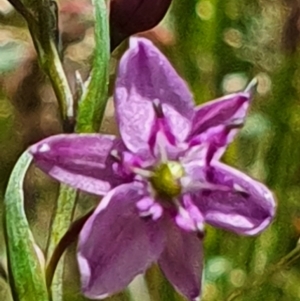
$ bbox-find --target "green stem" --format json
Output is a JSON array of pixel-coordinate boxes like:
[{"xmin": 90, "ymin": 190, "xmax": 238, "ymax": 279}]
[
  {"xmin": 36, "ymin": 0, "xmax": 73, "ymax": 123},
  {"xmin": 42, "ymin": 41, "xmax": 73, "ymax": 121},
  {"xmin": 7, "ymin": 0, "xmax": 73, "ymax": 125},
  {"xmin": 224, "ymin": 243, "xmax": 300, "ymax": 301},
  {"xmin": 45, "ymin": 185, "xmax": 77, "ymax": 301},
  {"xmin": 75, "ymin": 0, "xmax": 110, "ymax": 133}
]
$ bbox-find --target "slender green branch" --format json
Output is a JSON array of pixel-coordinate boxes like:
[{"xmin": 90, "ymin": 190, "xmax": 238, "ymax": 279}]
[
  {"xmin": 7, "ymin": 0, "xmax": 36, "ymax": 24},
  {"xmin": 45, "ymin": 185, "xmax": 77, "ymax": 301},
  {"xmin": 75, "ymin": 0, "xmax": 110, "ymax": 133},
  {"xmin": 224, "ymin": 243, "xmax": 300, "ymax": 301},
  {"xmin": 7, "ymin": 0, "xmax": 73, "ymax": 125},
  {"xmin": 36, "ymin": 0, "xmax": 73, "ymax": 122},
  {"xmin": 42, "ymin": 40, "xmax": 73, "ymax": 120},
  {"xmin": 7, "ymin": 0, "xmax": 45, "ymax": 59}
]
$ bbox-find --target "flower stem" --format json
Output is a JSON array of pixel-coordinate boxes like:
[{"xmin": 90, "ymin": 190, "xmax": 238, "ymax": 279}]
[
  {"xmin": 75, "ymin": 0, "xmax": 110, "ymax": 133},
  {"xmin": 45, "ymin": 185, "xmax": 78, "ymax": 301},
  {"xmin": 224, "ymin": 242, "xmax": 300, "ymax": 301},
  {"xmin": 34, "ymin": 0, "xmax": 74, "ymax": 126},
  {"xmin": 7, "ymin": 0, "xmax": 73, "ymax": 129}
]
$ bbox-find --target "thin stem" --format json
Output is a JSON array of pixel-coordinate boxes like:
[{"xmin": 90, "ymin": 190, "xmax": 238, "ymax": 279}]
[
  {"xmin": 45, "ymin": 185, "xmax": 78, "ymax": 301},
  {"xmin": 7, "ymin": 0, "xmax": 73, "ymax": 126},
  {"xmin": 75, "ymin": 0, "xmax": 110, "ymax": 133},
  {"xmin": 7, "ymin": 0, "xmax": 36, "ymax": 23},
  {"xmin": 43, "ymin": 40, "xmax": 74, "ymax": 120},
  {"xmin": 36, "ymin": 0, "xmax": 73, "ymax": 123},
  {"xmin": 7, "ymin": 0, "xmax": 44, "ymax": 58},
  {"xmin": 224, "ymin": 243, "xmax": 300, "ymax": 301}
]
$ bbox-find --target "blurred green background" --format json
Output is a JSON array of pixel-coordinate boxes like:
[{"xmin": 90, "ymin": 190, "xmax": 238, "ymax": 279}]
[{"xmin": 1, "ymin": 0, "xmax": 300, "ymax": 300}]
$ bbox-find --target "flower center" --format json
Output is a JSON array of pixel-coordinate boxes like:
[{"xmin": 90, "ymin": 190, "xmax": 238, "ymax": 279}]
[{"xmin": 150, "ymin": 161, "xmax": 184, "ymax": 198}]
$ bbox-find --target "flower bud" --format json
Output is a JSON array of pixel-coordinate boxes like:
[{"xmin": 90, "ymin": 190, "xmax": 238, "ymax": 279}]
[{"xmin": 110, "ymin": 0, "xmax": 172, "ymax": 50}]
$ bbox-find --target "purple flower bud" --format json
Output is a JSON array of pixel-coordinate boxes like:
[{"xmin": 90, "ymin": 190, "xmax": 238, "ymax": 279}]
[{"xmin": 110, "ymin": 0, "xmax": 172, "ymax": 50}]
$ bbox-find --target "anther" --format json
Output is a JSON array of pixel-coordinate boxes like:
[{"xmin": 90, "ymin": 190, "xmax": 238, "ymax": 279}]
[
  {"xmin": 110, "ymin": 149, "xmax": 121, "ymax": 161},
  {"xmin": 153, "ymin": 99, "xmax": 164, "ymax": 118}
]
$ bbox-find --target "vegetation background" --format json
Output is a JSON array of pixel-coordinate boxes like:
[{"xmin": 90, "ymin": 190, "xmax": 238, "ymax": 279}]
[{"xmin": 0, "ymin": 0, "xmax": 300, "ymax": 300}]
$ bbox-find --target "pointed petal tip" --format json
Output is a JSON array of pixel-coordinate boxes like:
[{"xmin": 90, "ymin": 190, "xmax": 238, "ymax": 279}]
[
  {"xmin": 176, "ymin": 288, "xmax": 200, "ymax": 301},
  {"xmin": 158, "ymin": 220, "xmax": 203, "ymax": 301},
  {"xmin": 244, "ymin": 77, "xmax": 258, "ymax": 94},
  {"xmin": 78, "ymin": 253, "xmax": 108, "ymax": 300},
  {"xmin": 243, "ymin": 187, "xmax": 276, "ymax": 236},
  {"xmin": 29, "ymin": 134, "xmax": 121, "ymax": 196},
  {"xmin": 82, "ymin": 288, "xmax": 109, "ymax": 300},
  {"xmin": 129, "ymin": 36, "xmax": 153, "ymax": 49},
  {"xmin": 29, "ymin": 135, "xmax": 69, "ymax": 157},
  {"xmin": 29, "ymin": 142, "xmax": 50, "ymax": 155},
  {"xmin": 78, "ymin": 251, "xmax": 114, "ymax": 300},
  {"xmin": 193, "ymin": 162, "xmax": 276, "ymax": 236},
  {"xmin": 77, "ymin": 253, "xmax": 91, "ymax": 290},
  {"xmin": 82, "ymin": 289, "xmax": 109, "ymax": 300},
  {"xmin": 117, "ymin": 36, "xmax": 194, "ymax": 153}
]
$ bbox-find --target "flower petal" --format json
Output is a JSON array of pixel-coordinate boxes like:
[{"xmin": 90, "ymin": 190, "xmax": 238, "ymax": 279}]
[
  {"xmin": 192, "ymin": 162, "xmax": 276, "ymax": 235},
  {"xmin": 190, "ymin": 124, "xmax": 239, "ymax": 163},
  {"xmin": 158, "ymin": 216, "xmax": 203, "ymax": 300},
  {"xmin": 115, "ymin": 37, "xmax": 194, "ymax": 155},
  {"xmin": 158, "ymin": 217, "xmax": 203, "ymax": 301},
  {"xmin": 29, "ymin": 134, "xmax": 126, "ymax": 195},
  {"xmin": 78, "ymin": 183, "xmax": 165, "ymax": 299},
  {"xmin": 190, "ymin": 92, "xmax": 250, "ymax": 138}
]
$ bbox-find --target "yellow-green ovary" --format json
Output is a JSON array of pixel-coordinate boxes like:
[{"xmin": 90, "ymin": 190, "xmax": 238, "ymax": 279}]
[{"xmin": 150, "ymin": 161, "xmax": 184, "ymax": 198}]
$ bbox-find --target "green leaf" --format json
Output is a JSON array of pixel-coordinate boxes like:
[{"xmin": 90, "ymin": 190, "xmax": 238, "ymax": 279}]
[
  {"xmin": 4, "ymin": 152, "xmax": 49, "ymax": 301},
  {"xmin": 75, "ymin": 0, "xmax": 110, "ymax": 133},
  {"xmin": 46, "ymin": 184, "xmax": 77, "ymax": 301}
]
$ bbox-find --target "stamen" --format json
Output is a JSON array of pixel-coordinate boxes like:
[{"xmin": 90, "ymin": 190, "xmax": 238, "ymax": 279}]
[
  {"xmin": 139, "ymin": 203, "xmax": 163, "ymax": 221},
  {"xmin": 233, "ymin": 183, "xmax": 247, "ymax": 193},
  {"xmin": 181, "ymin": 176, "xmax": 232, "ymax": 193},
  {"xmin": 149, "ymin": 203, "xmax": 163, "ymax": 220},
  {"xmin": 174, "ymin": 198, "xmax": 205, "ymax": 233},
  {"xmin": 136, "ymin": 197, "xmax": 154, "ymax": 211},
  {"xmin": 175, "ymin": 206, "xmax": 197, "ymax": 231},
  {"xmin": 226, "ymin": 120, "xmax": 243, "ymax": 129},
  {"xmin": 153, "ymin": 98, "xmax": 164, "ymax": 118},
  {"xmin": 110, "ymin": 149, "xmax": 121, "ymax": 161},
  {"xmin": 132, "ymin": 167, "xmax": 153, "ymax": 178},
  {"xmin": 173, "ymin": 198, "xmax": 182, "ymax": 210},
  {"xmin": 244, "ymin": 77, "xmax": 258, "ymax": 93},
  {"xmin": 156, "ymin": 131, "xmax": 168, "ymax": 163}
]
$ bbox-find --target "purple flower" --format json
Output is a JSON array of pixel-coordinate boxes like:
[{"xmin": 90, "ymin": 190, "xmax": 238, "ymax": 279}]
[{"xmin": 29, "ymin": 38, "xmax": 275, "ymax": 301}]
